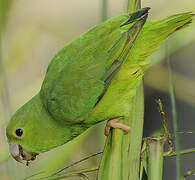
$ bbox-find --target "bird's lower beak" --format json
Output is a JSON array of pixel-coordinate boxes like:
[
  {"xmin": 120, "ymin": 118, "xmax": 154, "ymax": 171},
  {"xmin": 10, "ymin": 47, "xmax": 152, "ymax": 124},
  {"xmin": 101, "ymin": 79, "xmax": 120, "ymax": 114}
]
[{"xmin": 9, "ymin": 143, "xmax": 38, "ymax": 166}]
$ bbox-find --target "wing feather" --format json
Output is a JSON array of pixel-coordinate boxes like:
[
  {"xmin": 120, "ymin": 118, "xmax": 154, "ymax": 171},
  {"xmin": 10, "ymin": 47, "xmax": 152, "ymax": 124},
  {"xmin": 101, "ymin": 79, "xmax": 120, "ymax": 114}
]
[{"xmin": 40, "ymin": 8, "xmax": 149, "ymax": 125}]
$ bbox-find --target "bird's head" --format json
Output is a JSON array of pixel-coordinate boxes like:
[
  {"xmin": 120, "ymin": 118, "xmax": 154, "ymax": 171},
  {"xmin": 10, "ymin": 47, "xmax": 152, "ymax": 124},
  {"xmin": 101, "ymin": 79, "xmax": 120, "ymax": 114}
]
[{"xmin": 6, "ymin": 94, "xmax": 72, "ymax": 165}]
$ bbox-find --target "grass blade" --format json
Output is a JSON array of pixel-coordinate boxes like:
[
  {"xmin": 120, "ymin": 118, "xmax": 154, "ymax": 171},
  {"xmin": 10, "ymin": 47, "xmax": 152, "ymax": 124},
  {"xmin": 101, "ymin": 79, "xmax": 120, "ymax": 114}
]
[{"xmin": 167, "ymin": 46, "xmax": 182, "ymax": 179}]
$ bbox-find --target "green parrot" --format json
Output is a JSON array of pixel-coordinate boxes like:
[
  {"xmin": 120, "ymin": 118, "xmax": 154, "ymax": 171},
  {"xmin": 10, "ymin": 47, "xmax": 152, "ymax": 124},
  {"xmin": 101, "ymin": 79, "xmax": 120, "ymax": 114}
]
[{"xmin": 6, "ymin": 7, "xmax": 193, "ymax": 165}]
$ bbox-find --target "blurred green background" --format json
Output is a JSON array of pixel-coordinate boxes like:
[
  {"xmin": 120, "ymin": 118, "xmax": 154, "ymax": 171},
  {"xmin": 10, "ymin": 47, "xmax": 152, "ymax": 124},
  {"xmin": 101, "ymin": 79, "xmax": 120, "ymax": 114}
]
[{"xmin": 0, "ymin": 0, "xmax": 195, "ymax": 179}]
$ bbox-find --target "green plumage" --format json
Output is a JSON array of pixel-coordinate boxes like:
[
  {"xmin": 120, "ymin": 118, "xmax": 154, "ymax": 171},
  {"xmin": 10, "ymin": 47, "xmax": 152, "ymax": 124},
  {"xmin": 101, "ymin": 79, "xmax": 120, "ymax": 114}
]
[
  {"xmin": 40, "ymin": 9, "xmax": 148, "ymax": 124},
  {"xmin": 6, "ymin": 9, "xmax": 194, "ymax": 154}
]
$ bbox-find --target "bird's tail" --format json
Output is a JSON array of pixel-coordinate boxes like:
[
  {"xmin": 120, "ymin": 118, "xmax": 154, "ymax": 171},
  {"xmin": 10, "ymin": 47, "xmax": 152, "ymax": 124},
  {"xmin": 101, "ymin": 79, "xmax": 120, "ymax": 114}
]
[
  {"xmin": 124, "ymin": 11, "xmax": 194, "ymax": 71},
  {"xmin": 105, "ymin": 10, "xmax": 194, "ymax": 92}
]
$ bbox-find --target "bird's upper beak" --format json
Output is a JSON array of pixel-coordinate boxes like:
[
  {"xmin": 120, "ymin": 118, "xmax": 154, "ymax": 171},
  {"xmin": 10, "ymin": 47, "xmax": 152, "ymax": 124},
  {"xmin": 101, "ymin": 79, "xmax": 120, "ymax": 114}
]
[{"xmin": 9, "ymin": 143, "xmax": 38, "ymax": 166}]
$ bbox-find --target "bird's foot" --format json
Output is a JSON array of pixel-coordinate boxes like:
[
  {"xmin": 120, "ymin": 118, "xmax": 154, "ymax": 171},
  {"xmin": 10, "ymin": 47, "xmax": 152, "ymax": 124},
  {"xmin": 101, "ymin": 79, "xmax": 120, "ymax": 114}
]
[{"xmin": 104, "ymin": 117, "xmax": 130, "ymax": 136}]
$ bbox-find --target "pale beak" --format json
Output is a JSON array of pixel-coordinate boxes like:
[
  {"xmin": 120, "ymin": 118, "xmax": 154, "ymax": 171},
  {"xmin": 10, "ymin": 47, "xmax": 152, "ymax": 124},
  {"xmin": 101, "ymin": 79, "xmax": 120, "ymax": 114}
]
[
  {"xmin": 9, "ymin": 143, "xmax": 23, "ymax": 163},
  {"xmin": 9, "ymin": 143, "xmax": 38, "ymax": 166}
]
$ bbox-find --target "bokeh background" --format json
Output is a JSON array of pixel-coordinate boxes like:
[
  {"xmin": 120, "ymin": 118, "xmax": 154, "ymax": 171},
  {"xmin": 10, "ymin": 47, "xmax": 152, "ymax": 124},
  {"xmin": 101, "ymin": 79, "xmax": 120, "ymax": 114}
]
[{"xmin": 0, "ymin": 0, "xmax": 195, "ymax": 179}]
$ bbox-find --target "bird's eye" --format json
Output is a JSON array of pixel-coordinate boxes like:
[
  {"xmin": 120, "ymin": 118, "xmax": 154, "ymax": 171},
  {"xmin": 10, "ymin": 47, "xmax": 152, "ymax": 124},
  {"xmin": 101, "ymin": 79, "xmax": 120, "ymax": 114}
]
[{"xmin": 15, "ymin": 128, "xmax": 23, "ymax": 137}]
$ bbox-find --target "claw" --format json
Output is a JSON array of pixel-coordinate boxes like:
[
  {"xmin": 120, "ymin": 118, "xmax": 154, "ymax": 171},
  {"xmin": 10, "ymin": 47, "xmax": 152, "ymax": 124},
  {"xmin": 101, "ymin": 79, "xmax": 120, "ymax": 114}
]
[{"xmin": 104, "ymin": 117, "xmax": 130, "ymax": 136}]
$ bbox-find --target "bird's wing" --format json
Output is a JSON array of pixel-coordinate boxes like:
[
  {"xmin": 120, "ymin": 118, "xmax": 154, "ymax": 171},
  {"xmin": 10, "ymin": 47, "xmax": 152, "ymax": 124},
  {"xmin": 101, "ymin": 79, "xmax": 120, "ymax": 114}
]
[{"xmin": 40, "ymin": 8, "xmax": 149, "ymax": 125}]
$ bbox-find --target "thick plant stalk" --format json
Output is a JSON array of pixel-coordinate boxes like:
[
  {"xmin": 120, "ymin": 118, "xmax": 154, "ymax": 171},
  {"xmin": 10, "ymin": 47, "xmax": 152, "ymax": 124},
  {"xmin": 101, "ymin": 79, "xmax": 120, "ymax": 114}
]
[
  {"xmin": 122, "ymin": 2, "xmax": 144, "ymax": 179},
  {"xmin": 121, "ymin": 82, "xmax": 144, "ymax": 179},
  {"xmin": 98, "ymin": 81, "xmax": 144, "ymax": 180},
  {"xmin": 119, "ymin": 2, "xmax": 144, "ymax": 179},
  {"xmin": 146, "ymin": 138, "xmax": 166, "ymax": 180},
  {"xmin": 98, "ymin": 1, "xmax": 143, "ymax": 180},
  {"xmin": 98, "ymin": 129, "xmax": 124, "ymax": 179}
]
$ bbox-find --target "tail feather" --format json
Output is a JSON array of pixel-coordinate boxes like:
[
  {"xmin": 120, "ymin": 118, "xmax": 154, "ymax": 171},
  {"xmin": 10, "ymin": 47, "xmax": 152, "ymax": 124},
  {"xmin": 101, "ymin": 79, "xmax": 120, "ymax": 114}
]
[{"xmin": 124, "ymin": 12, "xmax": 194, "ymax": 69}]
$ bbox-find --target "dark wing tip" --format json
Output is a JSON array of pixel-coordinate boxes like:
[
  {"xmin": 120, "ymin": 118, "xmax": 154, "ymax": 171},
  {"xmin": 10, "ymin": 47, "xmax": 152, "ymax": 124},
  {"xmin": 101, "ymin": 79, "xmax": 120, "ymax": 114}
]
[{"xmin": 121, "ymin": 7, "xmax": 150, "ymax": 27}]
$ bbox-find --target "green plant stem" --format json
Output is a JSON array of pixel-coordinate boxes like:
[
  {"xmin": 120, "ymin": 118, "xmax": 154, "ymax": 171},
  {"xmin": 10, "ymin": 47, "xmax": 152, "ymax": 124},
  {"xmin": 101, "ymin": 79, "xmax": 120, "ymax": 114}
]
[
  {"xmin": 0, "ymin": 24, "xmax": 12, "ymax": 121},
  {"xmin": 183, "ymin": 170, "xmax": 195, "ymax": 178},
  {"xmin": 167, "ymin": 50, "xmax": 182, "ymax": 179},
  {"xmin": 101, "ymin": 0, "xmax": 108, "ymax": 22},
  {"xmin": 122, "ymin": 81, "xmax": 144, "ymax": 179},
  {"xmin": 0, "ymin": 3, "xmax": 16, "ymax": 180},
  {"xmin": 123, "ymin": 1, "xmax": 143, "ymax": 179},
  {"xmin": 127, "ymin": 0, "xmax": 141, "ymax": 13},
  {"xmin": 40, "ymin": 167, "xmax": 98, "ymax": 180},
  {"xmin": 98, "ymin": 129, "xmax": 123, "ymax": 180},
  {"xmin": 53, "ymin": 151, "xmax": 102, "ymax": 175},
  {"xmin": 146, "ymin": 137, "xmax": 166, "ymax": 180},
  {"xmin": 164, "ymin": 148, "xmax": 195, "ymax": 157},
  {"xmin": 98, "ymin": 1, "xmax": 143, "ymax": 179},
  {"xmin": 98, "ymin": 80, "xmax": 144, "ymax": 180}
]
